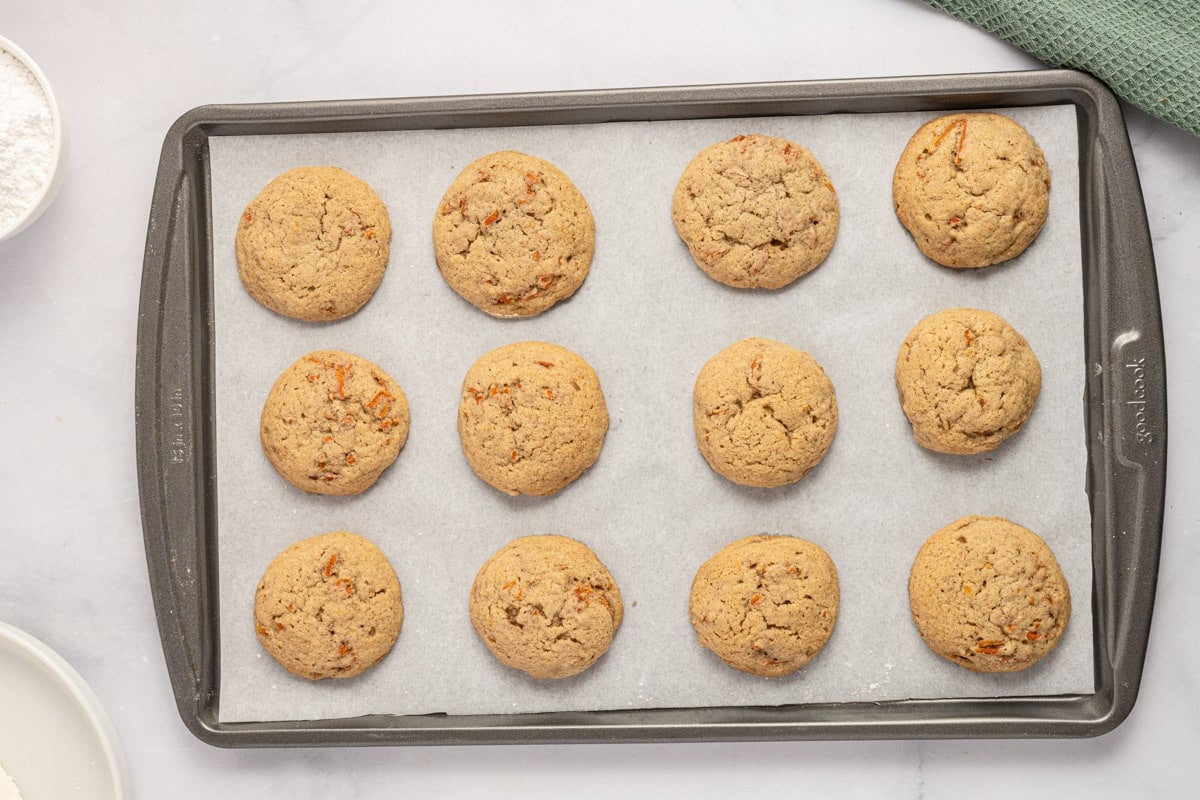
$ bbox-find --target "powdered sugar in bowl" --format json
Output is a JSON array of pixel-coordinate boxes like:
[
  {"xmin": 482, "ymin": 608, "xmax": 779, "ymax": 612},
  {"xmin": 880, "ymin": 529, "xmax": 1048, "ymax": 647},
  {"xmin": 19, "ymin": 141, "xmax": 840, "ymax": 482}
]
[{"xmin": 0, "ymin": 34, "xmax": 65, "ymax": 242}]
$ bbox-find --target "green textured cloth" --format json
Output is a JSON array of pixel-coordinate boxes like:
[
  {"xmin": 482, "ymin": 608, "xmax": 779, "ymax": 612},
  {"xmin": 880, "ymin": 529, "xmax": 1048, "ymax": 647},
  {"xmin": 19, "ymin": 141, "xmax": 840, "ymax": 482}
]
[{"xmin": 924, "ymin": 0, "xmax": 1200, "ymax": 135}]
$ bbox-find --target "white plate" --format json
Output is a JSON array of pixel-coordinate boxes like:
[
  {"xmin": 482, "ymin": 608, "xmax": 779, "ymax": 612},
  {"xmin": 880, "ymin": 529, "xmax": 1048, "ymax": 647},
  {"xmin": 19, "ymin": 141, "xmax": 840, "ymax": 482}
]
[{"xmin": 0, "ymin": 621, "xmax": 130, "ymax": 799}]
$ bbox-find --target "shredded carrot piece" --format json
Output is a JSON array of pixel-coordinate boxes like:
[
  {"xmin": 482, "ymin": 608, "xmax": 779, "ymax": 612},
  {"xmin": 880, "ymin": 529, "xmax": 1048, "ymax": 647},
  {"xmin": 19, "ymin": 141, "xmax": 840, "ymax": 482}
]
[
  {"xmin": 324, "ymin": 553, "xmax": 338, "ymax": 577},
  {"xmin": 933, "ymin": 118, "xmax": 969, "ymax": 164},
  {"xmin": 483, "ymin": 210, "xmax": 500, "ymax": 226},
  {"xmin": 536, "ymin": 360, "xmax": 554, "ymax": 369},
  {"xmin": 334, "ymin": 364, "xmax": 347, "ymax": 399},
  {"xmin": 367, "ymin": 390, "xmax": 393, "ymax": 409}
]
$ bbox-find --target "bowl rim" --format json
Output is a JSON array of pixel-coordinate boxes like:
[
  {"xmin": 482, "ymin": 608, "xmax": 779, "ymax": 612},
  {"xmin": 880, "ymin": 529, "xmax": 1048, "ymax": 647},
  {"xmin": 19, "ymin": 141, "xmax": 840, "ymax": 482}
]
[
  {"xmin": 0, "ymin": 620, "xmax": 131, "ymax": 798},
  {"xmin": 0, "ymin": 33, "xmax": 64, "ymax": 240}
]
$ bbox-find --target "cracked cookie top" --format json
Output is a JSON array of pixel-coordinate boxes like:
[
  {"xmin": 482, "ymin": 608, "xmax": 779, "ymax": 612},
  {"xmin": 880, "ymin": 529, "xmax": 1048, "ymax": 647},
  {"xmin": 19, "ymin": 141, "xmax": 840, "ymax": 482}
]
[
  {"xmin": 894, "ymin": 307, "xmax": 1041, "ymax": 455},
  {"xmin": 892, "ymin": 112, "xmax": 1051, "ymax": 268},
  {"xmin": 908, "ymin": 515, "xmax": 1071, "ymax": 672},
  {"xmin": 236, "ymin": 166, "xmax": 391, "ymax": 321},
  {"xmin": 672, "ymin": 134, "xmax": 839, "ymax": 289},
  {"xmin": 432, "ymin": 150, "xmax": 595, "ymax": 317},
  {"xmin": 689, "ymin": 534, "xmax": 839, "ymax": 677},
  {"xmin": 469, "ymin": 534, "xmax": 623, "ymax": 679},
  {"xmin": 457, "ymin": 341, "xmax": 608, "ymax": 496},
  {"xmin": 254, "ymin": 531, "xmax": 403, "ymax": 680},
  {"xmin": 260, "ymin": 349, "xmax": 410, "ymax": 495},
  {"xmin": 693, "ymin": 337, "xmax": 838, "ymax": 488}
]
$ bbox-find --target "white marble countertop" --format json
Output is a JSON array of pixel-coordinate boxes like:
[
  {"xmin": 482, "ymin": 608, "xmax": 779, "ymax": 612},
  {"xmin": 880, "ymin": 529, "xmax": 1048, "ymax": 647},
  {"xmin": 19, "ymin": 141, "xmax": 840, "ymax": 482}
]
[{"xmin": 1, "ymin": 1, "xmax": 1197, "ymax": 797}]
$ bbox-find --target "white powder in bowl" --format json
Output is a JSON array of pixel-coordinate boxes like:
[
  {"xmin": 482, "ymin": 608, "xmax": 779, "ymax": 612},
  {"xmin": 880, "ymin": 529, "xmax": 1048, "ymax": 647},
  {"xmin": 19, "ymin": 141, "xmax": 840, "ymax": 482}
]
[
  {"xmin": 0, "ymin": 47, "xmax": 55, "ymax": 231},
  {"xmin": 0, "ymin": 760, "xmax": 22, "ymax": 800}
]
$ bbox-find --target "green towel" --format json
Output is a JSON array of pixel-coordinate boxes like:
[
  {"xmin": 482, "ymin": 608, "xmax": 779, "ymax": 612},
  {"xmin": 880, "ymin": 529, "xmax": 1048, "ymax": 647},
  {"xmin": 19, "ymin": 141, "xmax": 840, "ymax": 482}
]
[{"xmin": 923, "ymin": 0, "xmax": 1200, "ymax": 135}]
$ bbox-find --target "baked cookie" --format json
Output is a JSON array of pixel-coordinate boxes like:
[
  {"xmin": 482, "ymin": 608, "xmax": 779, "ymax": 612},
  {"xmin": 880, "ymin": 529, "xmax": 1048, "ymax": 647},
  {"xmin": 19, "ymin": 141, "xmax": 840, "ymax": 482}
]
[
  {"xmin": 260, "ymin": 349, "xmax": 409, "ymax": 495},
  {"xmin": 908, "ymin": 516, "xmax": 1071, "ymax": 672},
  {"xmin": 457, "ymin": 341, "xmax": 608, "ymax": 496},
  {"xmin": 895, "ymin": 307, "xmax": 1041, "ymax": 455},
  {"xmin": 236, "ymin": 166, "xmax": 391, "ymax": 321},
  {"xmin": 432, "ymin": 151, "xmax": 595, "ymax": 317},
  {"xmin": 469, "ymin": 535, "xmax": 623, "ymax": 679},
  {"xmin": 693, "ymin": 337, "xmax": 837, "ymax": 488},
  {"xmin": 254, "ymin": 531, "xmax": 403, "ymax": 680},
  {"xmin": 672, "ymin": 134, "xmax": 839, "ymax": 289},
  {"xmin": 690, "ymin": 534, "xmax": 839, "ymax": 677},
  {"xmin": 892, "ymin": 112, "xmax": 1051, "ymax": 268}
]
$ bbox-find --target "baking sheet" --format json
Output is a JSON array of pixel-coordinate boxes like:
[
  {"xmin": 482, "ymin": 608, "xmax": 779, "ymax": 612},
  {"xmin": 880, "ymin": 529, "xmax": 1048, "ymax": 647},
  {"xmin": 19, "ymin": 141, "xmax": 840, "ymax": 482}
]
[{"xmin": 209, "ymin": 104, "xmax": 1089, "ymax": 723}]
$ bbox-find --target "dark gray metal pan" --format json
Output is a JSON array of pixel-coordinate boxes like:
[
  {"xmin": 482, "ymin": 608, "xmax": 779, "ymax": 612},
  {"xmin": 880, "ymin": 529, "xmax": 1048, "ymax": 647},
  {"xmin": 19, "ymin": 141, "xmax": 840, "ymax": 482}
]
[{"xmin": 135, "ymin": 69, "xmax": 1164, "ymax": 746}]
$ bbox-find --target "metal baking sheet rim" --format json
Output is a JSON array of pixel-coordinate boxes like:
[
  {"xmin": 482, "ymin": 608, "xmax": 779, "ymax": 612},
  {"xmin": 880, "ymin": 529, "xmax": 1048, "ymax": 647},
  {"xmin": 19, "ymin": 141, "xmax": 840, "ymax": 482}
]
[{"xmin": 134, "ymin": 69, "xmax": 1166, "ymax": 746}]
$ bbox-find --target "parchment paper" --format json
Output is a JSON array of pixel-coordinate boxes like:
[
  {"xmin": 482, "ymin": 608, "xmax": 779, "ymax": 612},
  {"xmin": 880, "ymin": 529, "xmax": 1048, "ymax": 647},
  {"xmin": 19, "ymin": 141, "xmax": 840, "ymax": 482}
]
[{"xmin": 210, "ymin": 103, "xmax": 1089, "ymax": 723}]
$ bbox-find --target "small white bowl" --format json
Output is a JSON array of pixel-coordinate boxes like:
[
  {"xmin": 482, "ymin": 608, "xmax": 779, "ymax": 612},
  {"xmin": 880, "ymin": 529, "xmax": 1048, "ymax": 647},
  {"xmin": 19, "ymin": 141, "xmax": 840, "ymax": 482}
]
[
  {"xmin": 0, "ymin": 34, "xmax": 66, "ymax": 242},
  {"xmin": 0, "ymin": 621, "xmax": 130, "ymax": 798}
]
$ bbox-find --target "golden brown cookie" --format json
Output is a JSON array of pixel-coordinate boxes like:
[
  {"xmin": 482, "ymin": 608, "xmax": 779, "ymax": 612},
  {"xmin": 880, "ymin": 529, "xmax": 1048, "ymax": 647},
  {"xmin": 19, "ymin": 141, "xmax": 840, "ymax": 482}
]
[
  {"xmin": 469, "ymin": 535, "xmax": 623, "ymax": 679},
  {"xmin": 457, "ymin": 341, "xmax": 608, "ymax": 496},
  {"xmin": 236, "ymin": 166, "xmax": 392, "ymax": 321},
  {"xmin": 689, "ymin": 534, "xmax": 839, "ymax": 677},
  {"xmin": 260, "ymin": 349, "xmax": 409, "ymax": 495},
  {"xmin": 672, "ymin": 134, "xmax": 839, "ymax": 289},
  {"xmin": 693, "ymin": 337, "xmax": 837, "ymax": 488},
  {"xmin": 895, "ymin": 307, "xmax": 1041, "ymax": 455},
  {"xmin": 892, "ymin": 112, "xmax": 1051, "ymax": 268},
  {"xmin": 908, "ymin": 516, "xmax": 1071, "ymax": 672},
  {"xmin": 432, "ymin": 151, "xmax": 595, "ymax": 317},
  {"xmin": 254, "ymin": 531, "xmax": 403, "ymax": 680}
]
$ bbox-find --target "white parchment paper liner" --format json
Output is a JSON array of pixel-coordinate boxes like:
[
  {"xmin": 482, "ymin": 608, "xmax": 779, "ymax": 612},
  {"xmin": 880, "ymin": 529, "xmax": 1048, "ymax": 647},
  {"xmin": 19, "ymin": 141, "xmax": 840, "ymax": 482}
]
[{"xmin": 209, "ymin": 104, "xmax": 1089, "ymax": 723}]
